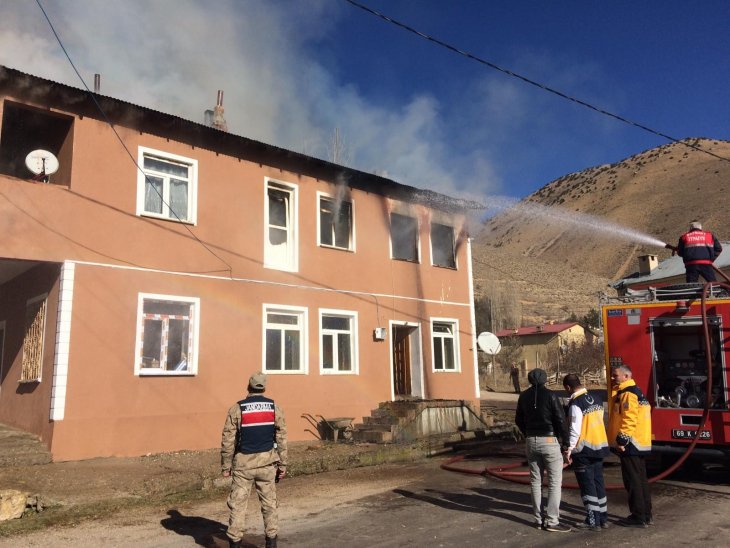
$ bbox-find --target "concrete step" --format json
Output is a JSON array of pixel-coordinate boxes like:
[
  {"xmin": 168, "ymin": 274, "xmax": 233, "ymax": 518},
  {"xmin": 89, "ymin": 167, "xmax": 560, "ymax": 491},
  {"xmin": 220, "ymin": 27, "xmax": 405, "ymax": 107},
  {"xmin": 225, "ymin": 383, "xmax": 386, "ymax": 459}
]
[
  {"xmin": 362, "ymin": 415, "xmax": 398, "ymax": 426},
  {"xmin": 353, "ymin": 429, "xmax": 393, "ymax": 443},
  {"xmin": 0, "ymin": 422, "xmax": 52, "ymax": 467},
  {"xmin": 356, "ymin": 423, "xmax": 393, "ymax": 432}
]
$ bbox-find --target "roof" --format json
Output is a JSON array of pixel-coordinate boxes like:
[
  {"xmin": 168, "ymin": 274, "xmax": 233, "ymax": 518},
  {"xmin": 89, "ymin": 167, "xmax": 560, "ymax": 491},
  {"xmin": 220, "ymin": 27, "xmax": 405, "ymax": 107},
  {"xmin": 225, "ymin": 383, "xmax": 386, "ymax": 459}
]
[
  {"xmin": 611, "ymin": 242, "xmax": 730, "ymax": 289},
  {"xmin": 0, "ymin": 65, "xmax": 481, "ymax": 214},
  {"xmin": 495, "ymin": 322, "xmax": 580, "ymax": 338}
]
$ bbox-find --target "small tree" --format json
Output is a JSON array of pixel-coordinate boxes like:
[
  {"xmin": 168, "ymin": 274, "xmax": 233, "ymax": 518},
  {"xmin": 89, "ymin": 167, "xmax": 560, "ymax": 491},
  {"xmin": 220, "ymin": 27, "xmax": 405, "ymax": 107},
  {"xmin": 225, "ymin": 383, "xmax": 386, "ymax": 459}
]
[
  {"xmin": 560, "ymin": 340, "xmax": 605, "ymax": 383},
  {"xmin": 582, "ymin": 308, "xmax": 601, "ymax": 330}
]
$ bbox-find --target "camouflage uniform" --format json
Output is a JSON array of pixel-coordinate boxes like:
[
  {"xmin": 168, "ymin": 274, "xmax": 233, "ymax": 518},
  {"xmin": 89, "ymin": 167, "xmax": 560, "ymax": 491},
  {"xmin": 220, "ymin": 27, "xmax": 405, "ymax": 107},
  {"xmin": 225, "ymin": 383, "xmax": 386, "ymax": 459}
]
[{"xmin": 221, "ymin": 391, "xmax": 287, "ymax": 544}]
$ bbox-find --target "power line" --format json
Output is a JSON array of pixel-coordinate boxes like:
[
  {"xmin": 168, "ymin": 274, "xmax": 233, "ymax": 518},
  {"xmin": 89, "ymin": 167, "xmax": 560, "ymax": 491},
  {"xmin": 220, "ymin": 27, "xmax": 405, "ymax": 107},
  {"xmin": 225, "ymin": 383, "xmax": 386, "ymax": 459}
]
[
  {"xmin": 343, "ymin": 0, "xmax": 730, "ymax": 164},
  {"xmin": 34, "ymin": 0, "xmax": 233, "ymax": 277}
]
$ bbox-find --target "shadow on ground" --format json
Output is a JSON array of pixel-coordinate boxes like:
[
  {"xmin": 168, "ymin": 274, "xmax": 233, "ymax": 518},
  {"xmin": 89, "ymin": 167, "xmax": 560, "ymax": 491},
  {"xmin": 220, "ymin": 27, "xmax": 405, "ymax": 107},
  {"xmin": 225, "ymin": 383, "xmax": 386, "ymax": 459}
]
[{"xmin": 160, "ymin": 509, "xmax": 241, "ymax": 547}]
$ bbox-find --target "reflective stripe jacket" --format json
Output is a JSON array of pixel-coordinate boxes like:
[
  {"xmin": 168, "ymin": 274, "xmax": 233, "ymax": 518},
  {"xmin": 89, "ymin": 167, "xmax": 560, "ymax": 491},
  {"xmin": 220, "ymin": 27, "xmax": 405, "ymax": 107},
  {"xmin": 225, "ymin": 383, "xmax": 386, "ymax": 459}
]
[
  {"xmin": 607, "ymin": 379, "xmax": 652, "ymax": 456},
  {"xmin": 221, "ymin": 392, "xmax": 288, "ymax": 473},
  {"xmin": 567, "ymin": 388, "xmax": 609, "ymax": 459},
  {"xmin": 677, "ymin": 229, "xmax": 722, "ymax": 266}
]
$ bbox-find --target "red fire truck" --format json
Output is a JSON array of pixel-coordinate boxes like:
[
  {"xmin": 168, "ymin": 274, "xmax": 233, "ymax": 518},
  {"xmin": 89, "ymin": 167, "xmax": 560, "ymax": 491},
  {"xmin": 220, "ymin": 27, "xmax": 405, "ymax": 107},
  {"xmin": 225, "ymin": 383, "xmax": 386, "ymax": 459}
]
[{"xmin": 601, "ymin": 283, "xmax": 730, "ymax": 463}]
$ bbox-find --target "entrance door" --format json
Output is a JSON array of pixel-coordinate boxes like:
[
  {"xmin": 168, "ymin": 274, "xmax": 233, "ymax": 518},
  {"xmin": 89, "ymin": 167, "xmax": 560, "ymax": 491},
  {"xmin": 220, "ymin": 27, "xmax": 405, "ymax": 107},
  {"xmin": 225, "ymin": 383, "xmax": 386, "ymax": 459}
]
[{"xmin": 392, "ymin": 325, "xmax": 412, "ymax": 397}]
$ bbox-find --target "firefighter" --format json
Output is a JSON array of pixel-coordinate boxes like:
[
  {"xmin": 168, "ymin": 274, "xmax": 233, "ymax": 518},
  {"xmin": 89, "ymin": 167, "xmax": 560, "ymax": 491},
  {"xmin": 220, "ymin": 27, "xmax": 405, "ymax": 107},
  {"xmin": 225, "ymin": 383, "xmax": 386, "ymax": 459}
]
[
  {"xmin": 515, "ymin": 368, "xmax": 571, "ymax": 532},
  {"xmin": 608, "ymin": 364, "xmax": 653, "ymax": 528},
  {"xmin": 221, "ymin": 372, "xmax": 288, "ymax": 548},
  {"xmin": 563, "ymin": 373, "xmax": 609, "ymax": 531},
  {"xmin": 676, "ymin": 220, "xmax": 722, "ymax": 282}
]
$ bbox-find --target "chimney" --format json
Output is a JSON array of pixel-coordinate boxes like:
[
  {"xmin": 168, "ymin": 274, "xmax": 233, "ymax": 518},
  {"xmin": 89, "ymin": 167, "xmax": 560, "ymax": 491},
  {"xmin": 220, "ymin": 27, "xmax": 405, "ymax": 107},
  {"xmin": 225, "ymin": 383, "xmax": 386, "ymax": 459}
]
[
  {"xmin": 94, "ymin": 73, "xmax": 101, "ymax": 93},
  {"xmin": 206, "ymin": 90, "xmax": 228, "ymax": 132},
  {"xmin": 536, "ymin": 325, "xmax": 544, "ymax": 332},
  {"xmin": 638, "ymin": 254, "xmax": 658, "ymax": 275}
]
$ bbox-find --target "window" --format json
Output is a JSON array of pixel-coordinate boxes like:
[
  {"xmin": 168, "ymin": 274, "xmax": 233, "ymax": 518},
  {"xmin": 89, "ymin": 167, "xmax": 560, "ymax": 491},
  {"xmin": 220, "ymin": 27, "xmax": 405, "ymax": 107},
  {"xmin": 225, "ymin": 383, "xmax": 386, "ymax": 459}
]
[
  {"xmin": 137, "ymin": 147, "xmax": 197, "ymax": 223},
  {"xmin": 431, "ymin": 222, "xmax": 456, "ymax": 268},
  {"xmin": 21, "ymin": 295, "xmax": 47, "ymax": 382},
  {"xmin": 265, "ymin": 180, "xmax": 298, "ymax": 271},
  {"xmin": 0, "ymin": 101, "xmax": 74, "ymax": 186},
  {"xmin": 320, "ymin": 310, "xmax": 357, "ymax": 374},
  {"xmin": 264, "ymin": 306, "xmax": 307, "ymax": 373},
  {"xmin": 135, "ymin": 294, "xmax": 199, "ymax": 375},
  {"xmin": 390, "ymin": 212, "xmax": 419, "ymax": 262},
  {"xmin": 318, "ymin": 194, "xmax": 353, "ymax": 250},
  {"xmin": 431, "ymin": 319, "xmax": 459, "ymax": 371}
]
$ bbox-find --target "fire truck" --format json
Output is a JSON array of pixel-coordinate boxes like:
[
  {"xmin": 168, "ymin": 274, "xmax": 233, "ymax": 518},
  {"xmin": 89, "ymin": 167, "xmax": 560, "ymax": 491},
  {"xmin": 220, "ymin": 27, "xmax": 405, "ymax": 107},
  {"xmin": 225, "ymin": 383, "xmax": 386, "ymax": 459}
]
[{"xmin": 601, "ymin": 282, "xmax": 730, "ymax": 464}]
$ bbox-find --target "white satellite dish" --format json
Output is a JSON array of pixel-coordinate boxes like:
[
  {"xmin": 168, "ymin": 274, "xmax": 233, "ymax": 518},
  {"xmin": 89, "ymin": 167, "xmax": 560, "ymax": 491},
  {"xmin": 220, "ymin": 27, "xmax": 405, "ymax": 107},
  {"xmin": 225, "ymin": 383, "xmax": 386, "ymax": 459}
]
[
  {"xmin": 477, "ymin": 332, "xmax": 501, "ymax": 355},
  {"xmin": 25, "ymin": 149, "xmax": 59, "ymax": 177}
]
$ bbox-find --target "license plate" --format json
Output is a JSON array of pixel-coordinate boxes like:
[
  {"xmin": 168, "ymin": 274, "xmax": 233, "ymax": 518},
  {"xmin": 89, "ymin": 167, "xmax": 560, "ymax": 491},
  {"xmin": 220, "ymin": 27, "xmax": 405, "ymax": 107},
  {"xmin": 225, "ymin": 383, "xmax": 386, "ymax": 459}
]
[{"xmin": 671, "ymin": 429, "xmax": 711, "ymax": 440}]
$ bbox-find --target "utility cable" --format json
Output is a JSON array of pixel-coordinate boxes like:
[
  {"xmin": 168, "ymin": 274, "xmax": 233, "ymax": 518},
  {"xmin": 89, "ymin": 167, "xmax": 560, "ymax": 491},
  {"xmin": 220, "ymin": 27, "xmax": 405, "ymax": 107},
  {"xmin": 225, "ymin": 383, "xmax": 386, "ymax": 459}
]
[
  {"xmin": 343, "ymin": 0, "xmax": 730, "ymax": 164},
  {"xmin": 34, "ymin": 0, "xmax": 233, "ymax": 277}
]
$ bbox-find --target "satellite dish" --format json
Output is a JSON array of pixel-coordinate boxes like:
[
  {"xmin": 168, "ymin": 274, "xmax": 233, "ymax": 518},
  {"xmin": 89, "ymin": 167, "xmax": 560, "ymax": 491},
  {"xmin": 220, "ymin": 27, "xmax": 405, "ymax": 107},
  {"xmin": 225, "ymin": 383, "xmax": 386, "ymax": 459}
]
[
  {"xmin": 477, "ymin": 332, "xmax": 501, "ymax": 355},
  {"xmin": 25, "ymin": 149, "xmax": 59, "ymax": 177}
]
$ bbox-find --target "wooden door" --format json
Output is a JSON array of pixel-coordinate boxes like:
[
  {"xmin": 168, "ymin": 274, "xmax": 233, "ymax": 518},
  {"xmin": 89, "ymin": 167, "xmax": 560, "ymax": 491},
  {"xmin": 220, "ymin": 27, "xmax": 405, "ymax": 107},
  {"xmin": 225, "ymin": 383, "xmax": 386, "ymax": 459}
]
[{"xmin": 392, "ymin": 325, "xmax": 412, "ymax": 397}]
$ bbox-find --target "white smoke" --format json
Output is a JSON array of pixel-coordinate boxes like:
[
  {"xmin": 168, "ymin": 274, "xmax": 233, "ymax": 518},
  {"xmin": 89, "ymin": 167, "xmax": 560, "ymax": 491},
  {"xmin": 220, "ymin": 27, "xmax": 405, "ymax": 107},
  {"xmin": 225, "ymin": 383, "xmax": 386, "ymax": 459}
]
[{"xmin": 0, "ymin": 0, "xmax": 502, "ymax": 202}]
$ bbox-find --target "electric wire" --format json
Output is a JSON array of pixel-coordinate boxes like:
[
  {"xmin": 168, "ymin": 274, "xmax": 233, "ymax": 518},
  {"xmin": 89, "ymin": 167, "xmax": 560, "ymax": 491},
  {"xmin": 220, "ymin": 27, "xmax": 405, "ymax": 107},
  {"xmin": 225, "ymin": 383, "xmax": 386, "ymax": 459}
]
[
  {"xmin": 343, "ymin": 0, "xmax": 730, "ymax": 164},
  {"xmin": 34, "ymin": 0, "xmax": 233, "ymax": 277}
]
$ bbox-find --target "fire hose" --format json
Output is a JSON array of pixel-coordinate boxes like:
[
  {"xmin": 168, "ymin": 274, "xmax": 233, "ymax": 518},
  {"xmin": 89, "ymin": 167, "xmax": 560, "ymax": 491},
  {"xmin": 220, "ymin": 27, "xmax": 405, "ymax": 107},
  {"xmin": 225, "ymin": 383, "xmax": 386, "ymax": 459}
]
[{"xmin": 442, "ymin": 266, "xmax": 730, "ymax": 488}]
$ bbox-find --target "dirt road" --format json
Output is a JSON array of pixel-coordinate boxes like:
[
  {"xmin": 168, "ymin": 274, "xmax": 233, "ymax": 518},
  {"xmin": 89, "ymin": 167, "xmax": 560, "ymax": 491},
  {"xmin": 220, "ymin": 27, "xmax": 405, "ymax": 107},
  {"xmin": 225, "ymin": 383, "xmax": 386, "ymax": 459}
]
[{"xmin": 4, "ymin": 454, "xmax": 729, "ymax": 547}]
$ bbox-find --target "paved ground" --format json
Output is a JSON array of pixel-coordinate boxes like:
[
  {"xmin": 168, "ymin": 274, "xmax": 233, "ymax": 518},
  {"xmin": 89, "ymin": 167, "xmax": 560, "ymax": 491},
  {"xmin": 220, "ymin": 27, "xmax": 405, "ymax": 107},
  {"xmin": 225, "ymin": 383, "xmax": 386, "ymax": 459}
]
[{"xmin": 3, "ymin": 452, "xmax": 728, "ymax": 547}]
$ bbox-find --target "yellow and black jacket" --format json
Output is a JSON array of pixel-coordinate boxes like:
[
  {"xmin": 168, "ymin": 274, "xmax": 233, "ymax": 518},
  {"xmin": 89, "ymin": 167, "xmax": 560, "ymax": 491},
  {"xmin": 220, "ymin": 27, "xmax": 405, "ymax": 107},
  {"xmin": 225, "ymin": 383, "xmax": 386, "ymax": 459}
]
[
  {"xmin": 567, "ymin": 387, "xmax": 609, "ymax": 460},
  {"xmin": 607, "ymin": 379, "xmax": 652, "ymax": 456}
]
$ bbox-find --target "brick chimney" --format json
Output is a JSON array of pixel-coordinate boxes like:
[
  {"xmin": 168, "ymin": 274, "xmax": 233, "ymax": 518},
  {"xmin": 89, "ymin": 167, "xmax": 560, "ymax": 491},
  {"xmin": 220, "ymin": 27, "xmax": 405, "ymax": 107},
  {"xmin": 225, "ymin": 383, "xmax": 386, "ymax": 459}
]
[
  {"xmin": 638, "ymin": 254, "xmax": 658, "ymax": 275},
  {"xmin": 204, "ymin": 90, "xmax": 228, "ymax": 131}
]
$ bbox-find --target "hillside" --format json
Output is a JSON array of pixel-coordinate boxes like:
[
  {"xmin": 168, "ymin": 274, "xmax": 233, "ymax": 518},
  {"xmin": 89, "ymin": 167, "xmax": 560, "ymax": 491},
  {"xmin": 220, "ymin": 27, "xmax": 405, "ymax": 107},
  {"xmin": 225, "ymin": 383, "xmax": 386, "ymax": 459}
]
[{"xmin": 473, "ymin": 138, "xmax": 730, "ymax": 325}]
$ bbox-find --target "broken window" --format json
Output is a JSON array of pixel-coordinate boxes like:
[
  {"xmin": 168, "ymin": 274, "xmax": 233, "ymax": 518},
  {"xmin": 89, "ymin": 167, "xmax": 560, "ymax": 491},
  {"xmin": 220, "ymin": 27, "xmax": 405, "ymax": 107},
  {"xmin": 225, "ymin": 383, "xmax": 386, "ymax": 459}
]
[
  {"xmin": 137, "ymin": 147, "xmax": 197, "ymax": 223},
  {"xmin": 0, "ymin": 101, "xmax": 73, "ymax": 186},
  {"xmin": 432, "ymin": 320, "xmax": 459, "ymax": 371},
  {"xmin": 265, "ymin": 181, "xmax": 298, "ymax": 271},
  {"xmin": 319, "ymin": 195, "xmax": 353, "ymax": 250},
  {"xmin": 137, "ymin": 295, "xmax": 197, "ymax": 375},
  {"xmin": 21, "ymin": 295, "xmax": 47, "ymax": 382},
  {"xmin": 265, "ymin": 306, "xmax": 306, "ymax": 372},
  {"xmin": 321, "ymin": 311, "xmax": 357, "ymax": 373},
  {"xmin": 390, "ymin": 212, "xmax": 419, "ymax": 262},
  {"xmin": 431, "ymin": 222, "xmax": 456, "ymax": 268}
]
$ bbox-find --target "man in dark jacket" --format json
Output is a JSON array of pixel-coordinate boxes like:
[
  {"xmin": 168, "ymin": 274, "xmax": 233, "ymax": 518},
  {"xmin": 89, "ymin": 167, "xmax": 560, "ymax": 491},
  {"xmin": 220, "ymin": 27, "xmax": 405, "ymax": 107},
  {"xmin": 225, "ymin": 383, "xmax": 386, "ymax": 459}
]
[
  {"xmin": 515, "ymin": 368, "xmax": 571, "ymax": 532},
  {"xmin": 676, "ymin": 220, "xmax": 722, "ymax": 282}
]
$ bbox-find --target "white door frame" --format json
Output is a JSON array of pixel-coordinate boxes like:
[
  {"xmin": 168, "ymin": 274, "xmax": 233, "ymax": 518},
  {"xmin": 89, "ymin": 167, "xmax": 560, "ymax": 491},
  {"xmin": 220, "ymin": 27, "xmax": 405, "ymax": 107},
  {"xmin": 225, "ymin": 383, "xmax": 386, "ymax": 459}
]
[{"xmin": 388, "ymin": 320, "xmax": 424, "ymax": 401}]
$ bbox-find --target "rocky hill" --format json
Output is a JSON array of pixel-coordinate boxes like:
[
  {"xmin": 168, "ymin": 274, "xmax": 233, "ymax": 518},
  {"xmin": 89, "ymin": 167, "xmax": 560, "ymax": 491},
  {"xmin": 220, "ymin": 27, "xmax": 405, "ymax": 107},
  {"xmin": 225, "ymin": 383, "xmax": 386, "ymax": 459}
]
[{"xmin": 473, "ymin": 138, "xmax": 730, "ymax": 325}]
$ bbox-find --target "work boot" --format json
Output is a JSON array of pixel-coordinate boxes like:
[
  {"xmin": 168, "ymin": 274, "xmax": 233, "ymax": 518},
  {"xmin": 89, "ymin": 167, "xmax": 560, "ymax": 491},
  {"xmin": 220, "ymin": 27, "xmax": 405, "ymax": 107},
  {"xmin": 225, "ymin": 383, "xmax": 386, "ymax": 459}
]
[
  {"xmin": 265, "ymin": 535, "xmax": 278, "ymax": 548},
  {"xmin": 229, "ymin": 540, "xmax": 241, "ymax": 548}
]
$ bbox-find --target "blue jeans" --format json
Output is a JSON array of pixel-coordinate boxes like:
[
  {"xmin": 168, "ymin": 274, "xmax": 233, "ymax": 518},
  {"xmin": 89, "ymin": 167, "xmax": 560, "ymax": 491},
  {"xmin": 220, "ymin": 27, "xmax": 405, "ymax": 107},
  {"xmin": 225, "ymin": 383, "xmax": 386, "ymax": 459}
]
[
  {"xmin": 573, "ymin": 456, "xmax": 608, "ymax": 526},
  {"xmin": 525, "ymin": 436, "xmax": 563, "ymax": 526}
]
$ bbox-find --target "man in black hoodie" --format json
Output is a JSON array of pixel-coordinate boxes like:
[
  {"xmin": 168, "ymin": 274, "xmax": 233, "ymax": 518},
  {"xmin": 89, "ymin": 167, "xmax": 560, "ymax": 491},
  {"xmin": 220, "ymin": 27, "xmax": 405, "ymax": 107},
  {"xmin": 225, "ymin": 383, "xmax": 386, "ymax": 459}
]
[{"xmin": 515, "ymin": 368, "xmax": 571, "ymax": 532}]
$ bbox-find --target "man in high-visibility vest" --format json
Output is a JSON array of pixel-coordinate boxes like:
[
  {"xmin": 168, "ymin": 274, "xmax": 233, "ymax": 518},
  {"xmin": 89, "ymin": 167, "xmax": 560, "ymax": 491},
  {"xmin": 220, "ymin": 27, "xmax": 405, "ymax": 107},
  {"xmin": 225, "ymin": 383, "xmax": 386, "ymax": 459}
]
[{"xmin": 608, "ymin": 364, "xmax": 653, "ymax": 528}]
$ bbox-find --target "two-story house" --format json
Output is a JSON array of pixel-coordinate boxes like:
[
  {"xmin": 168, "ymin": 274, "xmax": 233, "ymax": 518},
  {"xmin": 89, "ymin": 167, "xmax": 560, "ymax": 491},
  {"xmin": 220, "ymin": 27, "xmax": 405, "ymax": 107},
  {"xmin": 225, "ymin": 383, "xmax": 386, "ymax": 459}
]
[{"xmin": 0, "ymin": 65, "xmax": 479, "ymax": 461}]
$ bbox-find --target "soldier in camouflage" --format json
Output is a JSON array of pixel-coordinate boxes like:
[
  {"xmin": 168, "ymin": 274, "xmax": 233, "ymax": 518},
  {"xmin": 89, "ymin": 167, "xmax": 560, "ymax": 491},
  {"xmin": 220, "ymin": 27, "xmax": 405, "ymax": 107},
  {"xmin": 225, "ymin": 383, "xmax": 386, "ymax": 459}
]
[{"xmin": 221, "ymin": 372, "xmax": 288, "ymax": 548}]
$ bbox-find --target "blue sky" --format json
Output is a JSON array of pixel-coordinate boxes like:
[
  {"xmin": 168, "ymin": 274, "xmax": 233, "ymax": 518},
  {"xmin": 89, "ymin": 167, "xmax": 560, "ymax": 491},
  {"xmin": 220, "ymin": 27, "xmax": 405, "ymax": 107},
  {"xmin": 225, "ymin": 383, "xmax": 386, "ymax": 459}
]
[{"xmin": 2, "ymin": 1, "xmax": 728, "ymax": 206}]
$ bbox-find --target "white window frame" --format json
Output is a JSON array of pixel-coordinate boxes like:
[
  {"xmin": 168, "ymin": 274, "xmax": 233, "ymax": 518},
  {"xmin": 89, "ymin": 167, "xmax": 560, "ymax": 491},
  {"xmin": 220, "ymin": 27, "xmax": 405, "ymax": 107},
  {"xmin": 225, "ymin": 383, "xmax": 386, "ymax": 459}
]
[
  {"xmin": 319, "ymin": 308, "xmax": 358, "ymax": 375},
  {"xmin": 389, "ymin": 212, "xmax": 420, "ymax": 262},
  {"xmin": 136, "ymin": 146, "xmax": 198, "ymax": 224},
  {"xmin": 264, "ymin": 178, "xmax": 299, "ymax": 272},
  {"xmin": 430, "ymin": 222, "xmax": 457, "ymax": 269},
  {"xmin": 430, "ymin": 318, "xmax": 461, "ymax": 372},
  {"xmin": 134, "ymin": 293, "xmax": 200, "ymax": 376},
  {"xmin": 262, "ymin": 304, "xmax": 308, "ymax": 374},
  {"xmin": 316, "ymin": 191, "xmax": 356, "ymax": 252}
]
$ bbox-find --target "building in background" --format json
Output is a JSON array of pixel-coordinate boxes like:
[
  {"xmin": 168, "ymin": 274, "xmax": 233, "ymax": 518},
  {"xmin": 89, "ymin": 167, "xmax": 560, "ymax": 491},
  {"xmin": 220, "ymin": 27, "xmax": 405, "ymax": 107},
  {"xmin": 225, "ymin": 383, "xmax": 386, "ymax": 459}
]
[
  {"xmin": 495, "ymin": 322, "xmax": 585, "ymax": 375},
  {"xmin": 0, "ymin": 65, "xmax": 479, "ymax": 460}
]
